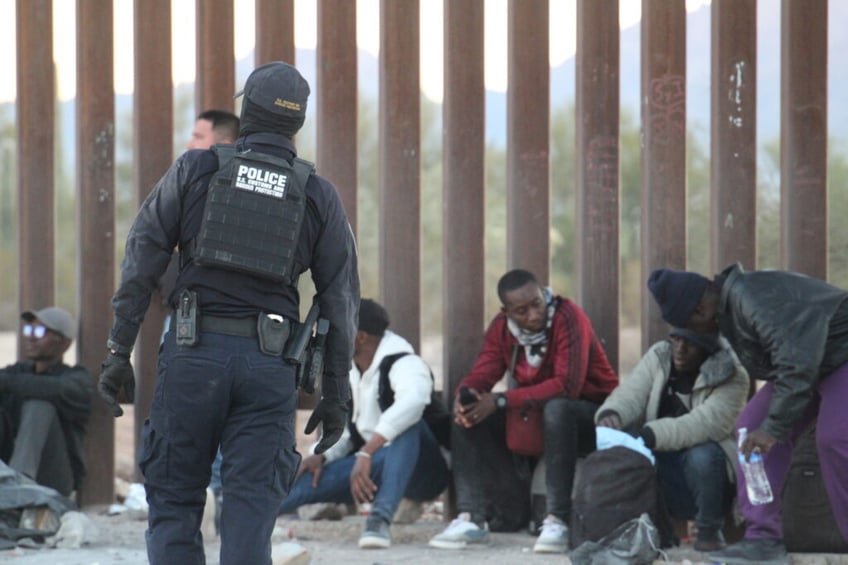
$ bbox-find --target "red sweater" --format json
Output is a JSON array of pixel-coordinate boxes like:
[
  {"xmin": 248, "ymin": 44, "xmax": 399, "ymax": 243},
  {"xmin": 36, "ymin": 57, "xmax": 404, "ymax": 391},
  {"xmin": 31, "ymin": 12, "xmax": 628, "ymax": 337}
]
[{"xmin": 459, "ymin": 297, "xmax": 618, "ymax": 408}]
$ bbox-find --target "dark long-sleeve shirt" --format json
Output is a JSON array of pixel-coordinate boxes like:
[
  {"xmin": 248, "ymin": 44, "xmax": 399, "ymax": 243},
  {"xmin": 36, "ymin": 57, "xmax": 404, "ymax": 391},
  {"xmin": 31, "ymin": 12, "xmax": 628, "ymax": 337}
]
[
  {"xmin": 0, "ymin": 361, "xmax": 94, "ymax": 489},
  {"xmin": 109, "ymin": 132, "xmax": 359, "ymax": 403}
]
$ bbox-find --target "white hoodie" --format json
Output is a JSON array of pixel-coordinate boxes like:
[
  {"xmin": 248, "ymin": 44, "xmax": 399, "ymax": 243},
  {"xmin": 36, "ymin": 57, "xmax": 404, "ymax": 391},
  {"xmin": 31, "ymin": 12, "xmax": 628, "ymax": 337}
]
[{"xmin": 320, "ymin": 330, "xmax": 433, "ymax": 463}]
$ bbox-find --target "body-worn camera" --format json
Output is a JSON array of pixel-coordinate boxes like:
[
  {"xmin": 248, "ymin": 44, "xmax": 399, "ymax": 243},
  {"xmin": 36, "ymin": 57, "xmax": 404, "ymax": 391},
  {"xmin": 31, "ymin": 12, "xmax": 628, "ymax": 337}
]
[{"xmin": 176, "ymin": 289, "xmax": 198, "ymax": 346}]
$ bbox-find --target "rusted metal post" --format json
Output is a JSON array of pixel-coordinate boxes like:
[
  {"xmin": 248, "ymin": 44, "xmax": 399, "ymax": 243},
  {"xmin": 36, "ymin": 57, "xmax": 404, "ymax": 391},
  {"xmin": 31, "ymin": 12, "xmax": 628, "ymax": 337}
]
[
  {"xmin": 443, "ymin": 0, "xmax": 485, "ymax": 392},
  {"xmin": 640, "ymin": 0, "xmax": 687, "ymax": 351},
  {"xmin": 196, "ymin": 0, "xmax": 235, "ymax": 112},
  {"xmin": 77, "ymin": 0, "xmax": 116, "ymax": 506},
  {"xmin": 379, "ymin": 0, "xmax": 421, "ymax": 350},
  {"xmin": 133, "ymin": 0, "xmax": 173, "ymax": 481},
  {"xmin": 507, "ymin": 0, "xmax": 550, "ymax": 282},
  {"xmin": 317, "ymin": 0, "xmax": 358, "ymax": 230},
  {"xmin": 711, "ymin": 0, "xmax": 757, "ymax": 273},
  {"xmin": 780, "ymin": 0, "xmax": 827, "ymax": 278},
  {"xmin": 16, "ymin": 0, "xmax": 55, "ymax": 317},
  {"xmin": 575, "ymin": 0, "xmax": 620, "ymax": 371},
  {"xmin": 256, "ymin": 0, "xmax": 295, "ymax": 66}
]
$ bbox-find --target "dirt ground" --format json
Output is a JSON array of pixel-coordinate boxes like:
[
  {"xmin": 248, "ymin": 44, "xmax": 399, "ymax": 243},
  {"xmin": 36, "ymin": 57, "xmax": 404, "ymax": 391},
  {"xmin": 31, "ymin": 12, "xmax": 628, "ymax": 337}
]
[{"xmin": 3, "ymin": 507, "xmax": 848, "ymax": 565}]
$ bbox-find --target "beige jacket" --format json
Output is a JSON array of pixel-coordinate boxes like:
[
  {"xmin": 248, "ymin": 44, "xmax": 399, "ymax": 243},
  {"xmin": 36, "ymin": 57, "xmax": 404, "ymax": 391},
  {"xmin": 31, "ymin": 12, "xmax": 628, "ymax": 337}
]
[{"xmin": 595, "ymin": 340, "xmax": 749, "ymax": 482}]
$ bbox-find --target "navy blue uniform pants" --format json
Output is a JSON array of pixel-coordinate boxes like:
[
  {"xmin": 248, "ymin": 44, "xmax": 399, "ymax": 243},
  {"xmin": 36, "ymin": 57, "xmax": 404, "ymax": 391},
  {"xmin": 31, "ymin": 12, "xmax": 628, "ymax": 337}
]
[{"xmin": 141, "ymin": 331, "xmax": 300, "ymax": 565}]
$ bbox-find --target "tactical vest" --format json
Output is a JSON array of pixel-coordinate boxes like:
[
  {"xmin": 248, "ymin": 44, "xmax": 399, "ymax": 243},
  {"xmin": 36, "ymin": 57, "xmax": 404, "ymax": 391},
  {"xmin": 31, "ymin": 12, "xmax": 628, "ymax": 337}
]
[{"xmin": 188, "ymin": 144, "xmax": 314, "ymax": 284}]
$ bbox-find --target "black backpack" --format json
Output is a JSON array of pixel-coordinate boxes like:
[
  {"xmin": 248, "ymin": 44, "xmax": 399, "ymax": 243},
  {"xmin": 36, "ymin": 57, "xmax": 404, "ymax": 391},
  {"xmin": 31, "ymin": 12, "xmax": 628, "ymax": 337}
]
[
  {"xmin": 782, "ymin": 427, "xmax": 848, "ymax": 552},
  {"xmin": 571, "ymin": 445, "xmax": 675, "ymax": 549},
  {"xmin": 376, "ymin": 353, "xmax": 452, "ymax": 448}
]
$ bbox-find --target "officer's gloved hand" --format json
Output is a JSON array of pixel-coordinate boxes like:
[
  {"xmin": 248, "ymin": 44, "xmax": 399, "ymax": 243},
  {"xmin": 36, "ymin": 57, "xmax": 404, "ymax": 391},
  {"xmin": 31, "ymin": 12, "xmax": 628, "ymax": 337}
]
[
  {"xmin": 98, "ymin": 352, "xmax": 136, "ymax": 417},
  {"xmin": 305, "ymin": 399, "xmax": 350, "ymax": 454}
]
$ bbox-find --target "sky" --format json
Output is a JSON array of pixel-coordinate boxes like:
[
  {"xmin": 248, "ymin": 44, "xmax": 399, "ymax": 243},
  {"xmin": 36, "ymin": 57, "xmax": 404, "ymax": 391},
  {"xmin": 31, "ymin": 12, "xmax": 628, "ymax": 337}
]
[{"xmin": 0, "ymin": 0, "xmax": 711, "ymax": 105}]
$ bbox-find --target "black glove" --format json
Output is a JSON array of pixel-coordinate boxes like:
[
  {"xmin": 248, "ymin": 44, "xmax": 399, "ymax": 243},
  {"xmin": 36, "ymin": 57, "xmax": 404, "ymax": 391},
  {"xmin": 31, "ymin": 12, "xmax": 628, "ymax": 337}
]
[
  {"xmin": 98, "ymin": 352, "xmax": 136, "ymax": 417},
  {"xmin": 304, "ymin": 399, "xmax": 350, "ymax": 454}
]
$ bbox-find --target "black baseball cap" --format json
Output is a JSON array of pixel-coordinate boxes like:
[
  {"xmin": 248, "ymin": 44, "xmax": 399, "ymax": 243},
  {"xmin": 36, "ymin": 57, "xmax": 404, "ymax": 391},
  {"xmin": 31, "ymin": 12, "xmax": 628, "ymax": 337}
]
[{"xmin": 234, "ymin": 61, "xmax": 309, "ymax": 119}]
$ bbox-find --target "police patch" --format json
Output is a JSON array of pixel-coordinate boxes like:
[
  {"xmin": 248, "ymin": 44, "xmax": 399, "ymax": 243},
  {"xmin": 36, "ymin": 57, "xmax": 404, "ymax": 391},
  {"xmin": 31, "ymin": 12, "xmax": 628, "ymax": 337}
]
[{"xmin": 234, "ymin": 164, "xmax": 288, "ymax": 198}]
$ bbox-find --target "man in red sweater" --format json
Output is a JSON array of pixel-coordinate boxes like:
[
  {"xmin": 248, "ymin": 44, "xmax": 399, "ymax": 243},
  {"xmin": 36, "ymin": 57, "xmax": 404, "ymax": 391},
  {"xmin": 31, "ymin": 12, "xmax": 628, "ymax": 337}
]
[{"xmin": 429, "ymin": 269, "xmax": 618, "ymax": 554}]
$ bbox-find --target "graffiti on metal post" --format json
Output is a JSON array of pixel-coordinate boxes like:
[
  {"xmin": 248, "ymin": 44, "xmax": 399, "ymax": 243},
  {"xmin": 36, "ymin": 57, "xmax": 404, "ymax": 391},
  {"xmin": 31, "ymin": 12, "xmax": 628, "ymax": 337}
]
[
  {"xmin": 587, "ymin": 136, "xmax": 618, "ymax": 193},
  {"xmin": 727, "ymin": 60, "xmax": 747, "ymax": 128},
  {"xmin": 649, "ymin": 75, "xmax": 685, "ymax": 143},
  {"xmin": 586, "ymin": 136, "xmax": 618, "ymax": 233}
]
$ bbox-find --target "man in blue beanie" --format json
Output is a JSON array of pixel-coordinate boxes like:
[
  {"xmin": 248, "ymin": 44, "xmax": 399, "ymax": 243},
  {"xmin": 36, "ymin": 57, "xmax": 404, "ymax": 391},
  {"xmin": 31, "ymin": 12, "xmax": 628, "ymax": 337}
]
[{"xmin": 647, "ymin": 263, "xmax": 848, "ymax": 564}]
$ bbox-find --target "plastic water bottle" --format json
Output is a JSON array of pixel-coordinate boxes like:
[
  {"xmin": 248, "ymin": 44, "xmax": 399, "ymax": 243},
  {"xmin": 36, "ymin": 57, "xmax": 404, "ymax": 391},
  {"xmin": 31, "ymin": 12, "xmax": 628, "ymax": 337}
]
[{"xmin": 737, "ymin": 427, "xmax": 774, "ymax": 505}]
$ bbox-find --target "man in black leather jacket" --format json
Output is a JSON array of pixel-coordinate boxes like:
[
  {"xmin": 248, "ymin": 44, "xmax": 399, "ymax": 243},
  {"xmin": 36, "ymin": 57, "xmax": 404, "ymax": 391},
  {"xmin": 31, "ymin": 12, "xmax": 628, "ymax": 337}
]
[
  {"xmin": 98, "ymin": 62, "xmax": 359, "ymax": 565},
  {"xmin": 648, "ymin": 263, "xmax": 848, "ymax": 565}
]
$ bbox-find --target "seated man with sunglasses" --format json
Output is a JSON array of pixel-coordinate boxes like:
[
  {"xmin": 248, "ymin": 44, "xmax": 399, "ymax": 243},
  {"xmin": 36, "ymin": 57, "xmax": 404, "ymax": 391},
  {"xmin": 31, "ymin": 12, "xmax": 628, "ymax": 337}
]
[{"xmin": 0, "ymin": 307, "xmax": 94, "ymax": 499}]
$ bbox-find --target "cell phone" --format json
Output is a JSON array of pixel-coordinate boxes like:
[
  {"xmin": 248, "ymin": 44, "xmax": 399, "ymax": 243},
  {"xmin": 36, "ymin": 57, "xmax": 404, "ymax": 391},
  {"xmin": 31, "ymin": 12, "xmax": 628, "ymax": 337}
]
[{"xmin": 459, "ymin": 386, "xmax": 476, "ymax": 406}]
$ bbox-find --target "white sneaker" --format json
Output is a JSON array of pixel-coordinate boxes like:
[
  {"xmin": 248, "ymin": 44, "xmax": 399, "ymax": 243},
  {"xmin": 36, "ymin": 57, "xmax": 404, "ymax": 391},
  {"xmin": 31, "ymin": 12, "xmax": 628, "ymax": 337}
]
[
  {"xmin": 428, "ymin": 512, "xmax": 490, "ymax": 549},
  {"xmin": 533, "ymin": 515, "xmax": 569, "ymax": 553}
]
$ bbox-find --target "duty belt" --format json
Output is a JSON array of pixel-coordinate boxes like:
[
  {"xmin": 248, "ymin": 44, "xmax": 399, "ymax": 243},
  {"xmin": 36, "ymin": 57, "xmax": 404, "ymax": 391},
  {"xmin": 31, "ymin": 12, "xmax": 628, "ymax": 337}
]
[{"xmin": 170, "ymin": 314, "xmax": 258, "ymax": 337}]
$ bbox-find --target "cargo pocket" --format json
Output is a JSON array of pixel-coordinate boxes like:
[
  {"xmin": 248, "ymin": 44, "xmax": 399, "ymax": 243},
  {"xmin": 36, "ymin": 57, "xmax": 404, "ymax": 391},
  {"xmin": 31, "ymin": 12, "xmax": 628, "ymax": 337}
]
[
  {"xmin": 138, "ymin": 420, "xmax": 166, "ymax": 485},
  {"xmin": 274, "ymin": 444, "xmax": 302, "ymax": 497}
]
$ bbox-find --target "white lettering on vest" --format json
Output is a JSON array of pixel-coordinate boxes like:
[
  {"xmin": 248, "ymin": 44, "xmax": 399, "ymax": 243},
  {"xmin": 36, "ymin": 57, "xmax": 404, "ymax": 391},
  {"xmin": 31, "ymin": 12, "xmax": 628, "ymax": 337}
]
[{"xmin": 234, "ymin": 164, "xmax": 288, "ymax": 198}]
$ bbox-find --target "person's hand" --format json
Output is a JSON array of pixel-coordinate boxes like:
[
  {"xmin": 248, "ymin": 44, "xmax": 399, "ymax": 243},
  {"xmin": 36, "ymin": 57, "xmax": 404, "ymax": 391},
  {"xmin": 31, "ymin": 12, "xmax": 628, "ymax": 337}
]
[
  {"xmin": 454, "ymin": 389, "xmax": 496, "ymax": 428},
  {"xmin": 597, "ymin": 413, "xmax": 623, "ymax": 430},
  {"xmin": 305, "ymin": 399, "xmax": 349, "ymax": 454},
  {"xmin": 350, "ymin": 453, "xmax": 377, "ymax": 504},
  {"xmin": 98, "ymin": 352, "xmax": 136, "ymax": 417},
  {"xmin": 296, "ymin": 454, "xmax": 326, "ymax": 487},
  {"xmin": 741, "ymin": 428, "xmax": 778, "ymax": 459},
  {"xmin": 453, "ymin": 387, "xmax": 478, "ymax": 427}
]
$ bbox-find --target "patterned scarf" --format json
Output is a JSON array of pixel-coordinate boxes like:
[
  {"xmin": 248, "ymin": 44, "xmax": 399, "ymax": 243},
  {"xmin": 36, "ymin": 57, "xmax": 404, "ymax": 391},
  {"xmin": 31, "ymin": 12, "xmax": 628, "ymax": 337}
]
[{"xmin": 507, "ymin": 287, "xmax": 556, "ymax": 368}]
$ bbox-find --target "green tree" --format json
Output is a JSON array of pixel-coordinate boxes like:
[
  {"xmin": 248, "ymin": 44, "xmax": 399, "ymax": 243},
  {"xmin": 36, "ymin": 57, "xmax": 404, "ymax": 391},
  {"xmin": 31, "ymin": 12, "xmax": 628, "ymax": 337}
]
[
  {"xmin": 757, "ymin": 138, "xmax": 781, "ymax": 270},
  {"xmin": 550, "ymin": 103, "xmax": 576, "ymax": 296}
]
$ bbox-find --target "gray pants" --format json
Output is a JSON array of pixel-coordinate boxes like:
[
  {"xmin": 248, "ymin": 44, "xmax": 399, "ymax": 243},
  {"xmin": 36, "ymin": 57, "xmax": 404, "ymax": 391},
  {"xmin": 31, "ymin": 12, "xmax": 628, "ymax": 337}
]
[{"xmin": 8, "ymin": 400, "xmax": 74, "ymax": 496}]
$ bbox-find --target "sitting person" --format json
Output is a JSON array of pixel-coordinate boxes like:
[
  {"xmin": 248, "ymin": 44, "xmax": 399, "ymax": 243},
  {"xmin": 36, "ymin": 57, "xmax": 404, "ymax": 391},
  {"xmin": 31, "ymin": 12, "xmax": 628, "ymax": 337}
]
[
  {"xmin": 0, "ymin": 307, "xmax": 94, "ymax": 498},
  {"xmin": 279, "ymin": 299, "xmax": 450, "ymax": 549},
  {"xmin": 648, "ymin": 265, "xmax": 848, "ymax": 564},
  {"xmin": 595, "ymin": 327, "xmax": 749, "ymax": 552},
  {"xmin": 429, "ymin": 268, "xmax": 618, "ymax": 554}
]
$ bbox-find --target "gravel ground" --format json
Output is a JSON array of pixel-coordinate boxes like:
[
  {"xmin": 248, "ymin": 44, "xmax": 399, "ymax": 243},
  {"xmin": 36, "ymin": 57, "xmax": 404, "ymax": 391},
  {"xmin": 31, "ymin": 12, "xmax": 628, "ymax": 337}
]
[{"xmin": 3, "ymin": 507, "xmax": 847, "ymax": 565}]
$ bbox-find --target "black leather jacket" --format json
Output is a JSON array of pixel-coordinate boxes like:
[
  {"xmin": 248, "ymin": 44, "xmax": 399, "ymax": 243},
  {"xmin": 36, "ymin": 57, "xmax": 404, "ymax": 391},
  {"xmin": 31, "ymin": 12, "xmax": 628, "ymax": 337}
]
[{"xmin": 718, "ymin": 263, "xmax": 848, "ymax": 440}]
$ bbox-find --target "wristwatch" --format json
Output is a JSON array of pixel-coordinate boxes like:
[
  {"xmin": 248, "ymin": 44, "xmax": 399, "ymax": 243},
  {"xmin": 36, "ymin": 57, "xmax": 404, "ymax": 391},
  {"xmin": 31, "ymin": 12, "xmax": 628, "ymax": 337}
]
[{"xmin": 495, "ymin": 393, "xmax": 508, "ymax": 410}]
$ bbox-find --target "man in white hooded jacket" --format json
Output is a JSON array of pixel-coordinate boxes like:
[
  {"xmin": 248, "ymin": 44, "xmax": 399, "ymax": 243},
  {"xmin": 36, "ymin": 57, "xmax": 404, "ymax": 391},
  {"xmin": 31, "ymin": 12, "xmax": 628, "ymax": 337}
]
[{"xmin": 279, "ymin": 299, "xmax": 450, "ymax": 549}]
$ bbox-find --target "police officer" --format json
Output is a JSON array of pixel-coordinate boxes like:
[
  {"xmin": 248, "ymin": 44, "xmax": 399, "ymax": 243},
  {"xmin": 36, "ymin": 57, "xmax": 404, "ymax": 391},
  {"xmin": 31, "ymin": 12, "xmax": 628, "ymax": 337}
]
[{"xmin": 98, "ymin": 62, "xmax": 359, "ymax": 565}]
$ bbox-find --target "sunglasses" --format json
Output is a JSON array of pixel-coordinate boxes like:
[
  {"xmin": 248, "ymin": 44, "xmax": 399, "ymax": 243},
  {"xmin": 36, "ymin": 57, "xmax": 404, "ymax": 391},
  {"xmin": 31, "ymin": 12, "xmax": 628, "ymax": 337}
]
[{"xmin": 22, "ymin": 324, "xmax": 50, "ymax": 339}]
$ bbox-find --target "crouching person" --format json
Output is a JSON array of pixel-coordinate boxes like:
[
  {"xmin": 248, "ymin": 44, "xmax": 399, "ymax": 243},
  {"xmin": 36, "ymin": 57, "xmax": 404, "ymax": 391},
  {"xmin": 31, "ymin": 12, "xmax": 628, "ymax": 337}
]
[
  {"xmin": 595, "ymin": 328, "xmax": 749, "ymax": 552},
  {"xmin": 429, "ymin": 269, "xmax": 618, "ymax": 554},
  {"xmin": 279, "ymin": 299, "xmax": 450, "ymax": 549},
  {"xmin": 0, "ymin": 307, "xmax": 93, "ymax": 499}
]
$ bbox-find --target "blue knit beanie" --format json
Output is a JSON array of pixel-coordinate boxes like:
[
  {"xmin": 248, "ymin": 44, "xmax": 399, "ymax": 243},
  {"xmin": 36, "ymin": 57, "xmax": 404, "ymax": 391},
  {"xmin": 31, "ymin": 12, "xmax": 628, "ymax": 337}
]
[{"xmin": 647, "ymin": 268, "xmax": 710, "ymax": 328}]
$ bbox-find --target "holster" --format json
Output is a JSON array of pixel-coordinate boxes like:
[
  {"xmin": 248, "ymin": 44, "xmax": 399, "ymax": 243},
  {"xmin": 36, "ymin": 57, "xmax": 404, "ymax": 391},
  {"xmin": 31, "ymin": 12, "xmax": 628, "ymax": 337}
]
[{"xmin": 256, "ymin": 314, "xmax": 291, "ymax": 356}]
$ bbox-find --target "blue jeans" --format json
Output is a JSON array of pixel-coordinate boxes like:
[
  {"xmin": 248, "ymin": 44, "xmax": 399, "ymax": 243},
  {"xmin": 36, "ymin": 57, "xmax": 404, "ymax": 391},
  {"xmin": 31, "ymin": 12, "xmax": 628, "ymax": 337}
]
[
  {"xmin": 279, "ymin": 421, "xmax": 449, "ymax": 523},
  {"xmin": 141, "ymin": 331, "xmax": 301, "ymax": 565},
  {"xmin": 655, "ymin": 441, "xmax": 733, "ymax": 532},
  {"xmin": 209, "ymin": 448, "xmax": 223, "ymax": 492}
]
